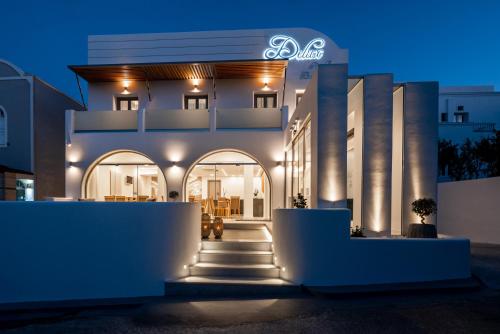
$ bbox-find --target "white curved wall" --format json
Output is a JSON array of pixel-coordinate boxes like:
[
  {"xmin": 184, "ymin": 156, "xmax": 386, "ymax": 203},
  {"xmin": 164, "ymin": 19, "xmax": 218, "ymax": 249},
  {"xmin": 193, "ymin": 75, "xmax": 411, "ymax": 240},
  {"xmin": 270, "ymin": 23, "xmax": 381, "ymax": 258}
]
[{"xmin": 0, "ymin": 202, "xmax": 200, "ymax": 304}]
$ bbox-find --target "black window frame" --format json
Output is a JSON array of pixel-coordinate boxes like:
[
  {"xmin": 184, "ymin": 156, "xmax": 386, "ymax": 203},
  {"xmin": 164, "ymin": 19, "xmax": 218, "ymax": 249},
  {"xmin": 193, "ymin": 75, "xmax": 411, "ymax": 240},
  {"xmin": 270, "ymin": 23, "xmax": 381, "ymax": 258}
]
[
  {"xmin": 116, "ymin": 96, "xmax": 139, "ymax": 111},
  {"xmin": 254, "ymin": 93, "xmax": 278, "ymax": 108},
  {"xmin": 184, "ymin": 95, "xmax": 209, "ymax": 110}
]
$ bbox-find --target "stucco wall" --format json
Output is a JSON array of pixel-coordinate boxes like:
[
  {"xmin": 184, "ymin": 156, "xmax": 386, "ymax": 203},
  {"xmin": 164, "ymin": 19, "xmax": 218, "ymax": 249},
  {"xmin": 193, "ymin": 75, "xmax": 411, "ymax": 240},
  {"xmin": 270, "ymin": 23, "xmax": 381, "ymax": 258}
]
[
  {"xmin": 0, "ymin": 78, "xmax": 32, "ymax": 172},
  {"xmin": 273, "ymin": 208, "xmax": 470, "ymax": 286},
  {"xmin": 34, "ymin": 78, "xmax": 83, "ymax": 199},
  {"xmin": 0, "ymin": 202, "xmax": 200, "ymax": 304},
  {"xmin": 438, "ymin": 177, "xmax": 500, "ymax": 244}
]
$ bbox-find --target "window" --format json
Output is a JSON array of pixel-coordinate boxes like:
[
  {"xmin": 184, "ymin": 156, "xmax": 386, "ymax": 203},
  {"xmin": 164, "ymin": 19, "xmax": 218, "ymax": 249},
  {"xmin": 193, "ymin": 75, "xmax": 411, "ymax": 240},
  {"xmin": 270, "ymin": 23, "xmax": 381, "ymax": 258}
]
[
  {"xmin": 457, "ymin": 105, "xmax": 464, "ymax": 111},
  {"xmin": 296, "ymin": 93, "xmax": 304, "ymax": 106},
  {"xmin": 116, "ymin": 97, "xmax": 139, "ymax": 111},
  {"xmin": 440, "ymin": 113, "xmax": 448, "ymax": 122},
  {"xmin": 454, "ymin": 112, "xmax": 469, "ymax": 123},
  {"xmin": 0, "ymin": 107, "xmax": 6, "ymax": 147},
  {"xmin": 254, "ymin": 93, "xmax": 277, "ymax": 108},
  {"xmin": 184, "ymin": 95, "xmax": 208, "ymax": 110}
]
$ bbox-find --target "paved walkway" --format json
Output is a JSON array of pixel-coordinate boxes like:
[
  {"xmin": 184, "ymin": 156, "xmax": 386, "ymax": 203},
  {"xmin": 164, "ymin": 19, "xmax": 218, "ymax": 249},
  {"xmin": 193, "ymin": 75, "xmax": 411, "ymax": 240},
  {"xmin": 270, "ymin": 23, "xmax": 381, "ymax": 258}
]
[{"xmin": 1, "ymin": 243, "xmax": 500, "ymax": 333}]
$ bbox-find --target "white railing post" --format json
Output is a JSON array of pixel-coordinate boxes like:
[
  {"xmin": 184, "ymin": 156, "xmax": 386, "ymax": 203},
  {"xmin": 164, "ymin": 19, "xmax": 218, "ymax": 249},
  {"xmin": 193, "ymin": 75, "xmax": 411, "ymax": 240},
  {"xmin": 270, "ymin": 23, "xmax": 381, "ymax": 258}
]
[
  {"xmin": 65, "ymin": 109, "xmax": 75, "ymax": 146},
  {"xmin": 281, "ymin": 105, "xmax": 289, "ymax": 130},
  {"xmin": 209, "ymin": 102, "xmax": 217, "ymax": 133},
  {"xmin": 138, "ymin": 108, "xmax": 146, "ymax": 132}
]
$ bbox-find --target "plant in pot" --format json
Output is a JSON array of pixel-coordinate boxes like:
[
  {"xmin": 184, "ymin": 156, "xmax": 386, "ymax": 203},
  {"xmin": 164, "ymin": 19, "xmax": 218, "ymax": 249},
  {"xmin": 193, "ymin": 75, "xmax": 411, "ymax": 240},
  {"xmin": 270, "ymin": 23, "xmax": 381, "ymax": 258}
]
[
  {"xmin": 293, "ymin": 193, "xmax": 307, "ymax": 208},
  {"xmin": 350, "ymin": 225, "xmax": 365, "ymax": 238},
  {"xmin": 168, "ymin": 190, "xmax": 179, "ymax": 202},
  {"xmin": 408, "ymin": 198, "xmax": 438, "ymax": 238}
]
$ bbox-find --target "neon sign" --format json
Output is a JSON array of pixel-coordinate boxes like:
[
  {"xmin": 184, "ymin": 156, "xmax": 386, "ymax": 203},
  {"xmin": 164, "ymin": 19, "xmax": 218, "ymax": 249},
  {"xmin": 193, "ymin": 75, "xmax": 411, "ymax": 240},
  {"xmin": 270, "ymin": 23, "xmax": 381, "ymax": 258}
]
[{"xmin": 263, "ymin": 35, "xmax": 325, "ymax": 61}]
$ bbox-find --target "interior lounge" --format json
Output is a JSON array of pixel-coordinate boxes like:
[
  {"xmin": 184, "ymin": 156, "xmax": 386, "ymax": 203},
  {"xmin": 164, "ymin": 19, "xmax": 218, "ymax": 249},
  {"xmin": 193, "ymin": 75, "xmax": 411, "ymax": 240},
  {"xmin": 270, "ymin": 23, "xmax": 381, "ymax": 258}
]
[
  {"xmin": 185, "ymin": 151, "xmax": 271, "ymax": 220},
  {"xmin": 84, "ymin": 151, "xmax": 167, "ymax": 202}
]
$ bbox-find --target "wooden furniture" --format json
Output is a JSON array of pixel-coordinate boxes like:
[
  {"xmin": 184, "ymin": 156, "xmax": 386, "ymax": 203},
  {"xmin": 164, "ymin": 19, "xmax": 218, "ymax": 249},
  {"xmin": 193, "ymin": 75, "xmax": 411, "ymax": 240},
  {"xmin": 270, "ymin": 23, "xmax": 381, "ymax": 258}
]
[
  {"xmin": 115, "ymin": 196, "xmax": 126, "ymax": 202},
  {"xmin": 104, "ymin": 196, "xmax": 115, "ymax": 202},
  {"xmin": 217, "ymin": 197, "xmax": 231, "ymax": 217},
  {"xmin": 188, "ymin": 195, "xmax": 195, "ymax": 202},
  {"xmin": 253, "ymin": 198, "xmax": 264, "ymax": 217},
  {"xmin": 137, "ymin": 195, "xmax": 148, "ymax": 202},
  {"xmin": 230, "ymin": 196, "xmax": 241, "ymax": 217},
  {"xmin": 207, "ymin": 197, "xmax": 216, "ymax": 216}
]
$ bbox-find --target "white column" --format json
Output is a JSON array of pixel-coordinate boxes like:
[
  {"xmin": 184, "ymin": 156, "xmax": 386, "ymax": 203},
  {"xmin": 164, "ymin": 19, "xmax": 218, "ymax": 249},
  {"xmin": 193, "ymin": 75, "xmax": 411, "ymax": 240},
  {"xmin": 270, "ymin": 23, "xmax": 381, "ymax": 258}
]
[{"xmin": 243, "ymin": 165, "xmax": 254, "ymax": 219}]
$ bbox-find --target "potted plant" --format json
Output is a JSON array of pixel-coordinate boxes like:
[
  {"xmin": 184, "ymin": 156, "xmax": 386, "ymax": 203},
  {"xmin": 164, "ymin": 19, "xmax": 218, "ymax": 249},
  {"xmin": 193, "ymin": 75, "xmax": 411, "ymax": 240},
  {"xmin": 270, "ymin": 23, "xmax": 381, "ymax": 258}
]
[
  {"xmin": 407, "ymin": 198, "xmax": 438, "ymax": 238},
  {"xmin": 350, "ymin": 225, "xmax": 365, "ymax": 238},
  {"xmin": 168, "ymin": 190, "xmax": 179, "ymax": 202},
  {"xmin": 293, "ymin": 193, "xmax": 307, "ymax": 208}
]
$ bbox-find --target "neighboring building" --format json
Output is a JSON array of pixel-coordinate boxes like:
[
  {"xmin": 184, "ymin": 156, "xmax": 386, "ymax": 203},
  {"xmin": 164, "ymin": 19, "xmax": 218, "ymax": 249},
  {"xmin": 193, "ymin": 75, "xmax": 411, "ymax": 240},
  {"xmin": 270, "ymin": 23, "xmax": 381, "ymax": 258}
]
[
  {"xmin": 66, "ymin": 28, "xmax": 438, "ymax": 235},
  {"xmin": 439, "ymin": 85, "xmax": 499, "ymax": 143},
  {"xmin": 0, "ymin": 59, "xmax": 83, "ymax": 200}
]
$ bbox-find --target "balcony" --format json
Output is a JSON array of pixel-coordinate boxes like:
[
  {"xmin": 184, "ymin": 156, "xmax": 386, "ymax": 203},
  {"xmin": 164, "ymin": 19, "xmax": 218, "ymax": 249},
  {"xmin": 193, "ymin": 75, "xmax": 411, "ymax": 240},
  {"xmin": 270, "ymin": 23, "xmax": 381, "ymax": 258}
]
[
  {"xmin": 145, "ymin": 109, "xmax": 209, "ymax": 131},
  {"xmin": 70, "ymin": 107, "xmax": 287, "ymax": 133},
  {"xmin": 74, "ymin": 110, "xmax": 138, "ymax": 132},
  {"xmin": 216, "ymin": 108, "xmax": 283, "ymax": 130}
]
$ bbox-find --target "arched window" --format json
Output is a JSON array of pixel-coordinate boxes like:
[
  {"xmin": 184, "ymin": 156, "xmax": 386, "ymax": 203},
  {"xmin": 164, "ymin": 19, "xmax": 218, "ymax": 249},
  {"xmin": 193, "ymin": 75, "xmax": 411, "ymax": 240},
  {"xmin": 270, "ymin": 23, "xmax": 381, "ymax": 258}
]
[{"xmin": 0, "ymin": 107, "xmax": 6, "ymax": 147}]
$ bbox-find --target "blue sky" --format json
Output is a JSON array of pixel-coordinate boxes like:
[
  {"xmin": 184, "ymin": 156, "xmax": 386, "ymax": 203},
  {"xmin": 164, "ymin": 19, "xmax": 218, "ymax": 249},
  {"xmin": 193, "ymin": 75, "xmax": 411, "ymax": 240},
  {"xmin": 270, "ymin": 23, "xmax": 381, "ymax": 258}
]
[{"xmin": 1, "ymin": 0, "xmax": 499, "ymax": 100}]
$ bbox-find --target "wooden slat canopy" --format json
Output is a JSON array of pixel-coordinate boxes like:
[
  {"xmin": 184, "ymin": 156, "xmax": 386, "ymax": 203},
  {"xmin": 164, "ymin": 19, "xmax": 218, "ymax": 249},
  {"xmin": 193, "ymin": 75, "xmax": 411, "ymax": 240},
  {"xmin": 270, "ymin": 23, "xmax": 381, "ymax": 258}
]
[{"xmin": 69, "ymin": 60, "xmax": 288, "ymax": 82}]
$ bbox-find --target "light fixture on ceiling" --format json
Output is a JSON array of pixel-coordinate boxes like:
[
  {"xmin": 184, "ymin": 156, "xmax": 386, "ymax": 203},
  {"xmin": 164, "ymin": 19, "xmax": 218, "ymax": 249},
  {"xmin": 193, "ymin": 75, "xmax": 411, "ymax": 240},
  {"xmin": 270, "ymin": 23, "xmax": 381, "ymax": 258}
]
[{"xmin": 121, "ymin": 80, "xmax": 131, "ymax": 95}]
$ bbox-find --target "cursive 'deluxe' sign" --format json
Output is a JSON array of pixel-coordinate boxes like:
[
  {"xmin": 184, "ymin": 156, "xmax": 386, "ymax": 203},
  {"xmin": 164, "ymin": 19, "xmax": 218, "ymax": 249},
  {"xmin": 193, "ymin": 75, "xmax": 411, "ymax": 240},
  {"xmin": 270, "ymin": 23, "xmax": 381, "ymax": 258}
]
[{"xmin": 263, "ymin": 35, "xmax": 325, "ymax": 61}]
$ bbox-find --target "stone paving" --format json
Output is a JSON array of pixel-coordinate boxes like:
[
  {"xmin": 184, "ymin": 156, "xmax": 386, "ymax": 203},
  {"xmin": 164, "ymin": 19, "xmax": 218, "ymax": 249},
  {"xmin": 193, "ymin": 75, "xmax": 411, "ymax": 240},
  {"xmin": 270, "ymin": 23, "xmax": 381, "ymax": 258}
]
[{"xmin": 1, "ymin": 243, "xmax": 500, "ymax": 333}]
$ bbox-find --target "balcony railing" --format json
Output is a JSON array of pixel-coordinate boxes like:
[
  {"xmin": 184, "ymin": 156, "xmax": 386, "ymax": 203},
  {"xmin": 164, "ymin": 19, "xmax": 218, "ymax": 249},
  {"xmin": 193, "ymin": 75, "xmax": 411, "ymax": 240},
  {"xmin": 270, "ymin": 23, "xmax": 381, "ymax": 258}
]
[
  {"xmin": 70, "ymin": 107, "xmax": 287, "ymax": 133},
  {"xmin": 216, "ymin": 108, "xmax": 283, "ymax": 129},
  {"xmin": 145, "ymin": 109, "xmax": 209, "ymax": 131},
  {"xmin": 74, "ymin": 110, "xmax": 138, "ymax": 132},
  {"xmin": 440, "ymin": 121, "xmax": 496, "ymax": 133}
]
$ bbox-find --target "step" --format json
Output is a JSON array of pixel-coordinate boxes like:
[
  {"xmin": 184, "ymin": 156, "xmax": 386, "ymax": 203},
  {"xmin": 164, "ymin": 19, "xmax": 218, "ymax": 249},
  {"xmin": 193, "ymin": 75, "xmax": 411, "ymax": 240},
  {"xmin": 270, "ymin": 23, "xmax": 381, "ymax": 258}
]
[
  {"xmin": 165, "ymin": 276, "xmax": 301, "ymax": 297},
  {"xmin": 202, "ymin": 240, "xmax": 272, "ymax": 252},
  {"xmin": 223, "ymin": 222, "xmax": 268, "ymax": 230},
  {"xmin": 189, "ymin": 263, "xmax": 280, "ymax": 278},
  {"xmin": 199, "ymin": 249, "xmax": 274, "ymax": 264}
]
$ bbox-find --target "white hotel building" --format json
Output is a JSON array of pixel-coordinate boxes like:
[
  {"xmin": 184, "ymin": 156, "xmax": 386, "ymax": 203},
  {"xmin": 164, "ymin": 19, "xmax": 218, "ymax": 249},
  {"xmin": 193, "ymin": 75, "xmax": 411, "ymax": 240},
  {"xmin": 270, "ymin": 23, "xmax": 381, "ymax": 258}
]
[{"xmin": 66, "ymin": 27, "xmax": 438, "ymax": 235}]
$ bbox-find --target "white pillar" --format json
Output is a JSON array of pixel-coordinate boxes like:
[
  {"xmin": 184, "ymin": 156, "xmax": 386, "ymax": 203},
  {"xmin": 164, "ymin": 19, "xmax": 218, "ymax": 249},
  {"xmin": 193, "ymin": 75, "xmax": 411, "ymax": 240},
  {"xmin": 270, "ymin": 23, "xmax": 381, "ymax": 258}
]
[{"xmin": 243, "ymin": 165, "xmax": 254, "ymax": 218}]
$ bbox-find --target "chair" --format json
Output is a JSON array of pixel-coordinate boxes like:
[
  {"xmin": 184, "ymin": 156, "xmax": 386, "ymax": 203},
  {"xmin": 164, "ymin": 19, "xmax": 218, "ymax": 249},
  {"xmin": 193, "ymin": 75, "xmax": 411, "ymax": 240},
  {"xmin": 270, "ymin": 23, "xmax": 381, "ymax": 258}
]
[
  {"xmin": 115, "ymin": 196, "xmax": 126, "ymax": 202},
  {"xmin": 230, "ymin": 196, "xmax": 240, "ymax": 217},
  {"xmin": 217, "ymin": 198, "xmax": 230, "ymax": 217},
  {"xmin": 104, "ymin": 196, "xmax": 115, "ymax": 202},
  {"xmin": 201, "ymin": 199, "xmax": 207, "ymax": 213},
  {"xmin": 137, "ymin": 195, "xmax": 148, "ymax": 202},
  {"xmin": 207, "ymin": 197, "xmax": 216, "ymax": 216},
  {"xmin": 188, "ymin": 195, "xmax": 195, "ymax": 202}
]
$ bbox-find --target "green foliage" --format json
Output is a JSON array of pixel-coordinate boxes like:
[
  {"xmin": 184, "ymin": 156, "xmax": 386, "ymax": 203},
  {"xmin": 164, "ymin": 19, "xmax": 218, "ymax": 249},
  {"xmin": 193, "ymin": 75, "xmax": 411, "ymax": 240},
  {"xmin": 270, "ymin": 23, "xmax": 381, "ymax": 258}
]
[
  {"xmin": 168, "ymin": 190, "xmax": 179, "ymax": 199},
  {"xmin": 350, "ymin": 225, "xmax": 365, "ymax": 237},
  {"xmin": 438, "ymin": 131, "xmax": 500, "ymax": 181},
  {"xmin": 292, "ymin": 193, "xmax": 307, "ymax": 208},
  {"xmin": 411, "ymin": 198, "xmax": 437, "ymax": 224}
]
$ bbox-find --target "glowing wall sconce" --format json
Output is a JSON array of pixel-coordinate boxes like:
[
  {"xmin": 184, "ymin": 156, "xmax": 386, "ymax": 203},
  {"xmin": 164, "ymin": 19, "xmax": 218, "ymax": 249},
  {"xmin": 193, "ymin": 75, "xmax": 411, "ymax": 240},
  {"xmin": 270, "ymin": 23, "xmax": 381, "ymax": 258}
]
[
  {"xmin": 68, "ymin": 161, "xmax": 75, "ymax": 168},
  {"xmin": 121, "ymin": 80, "xmax": 131, "ymax": 95},
  {"xmin": 191, "ymin": 79, "xmax": 201, "ymax": 93},
  {"xmin": 262, "ymin": 78, "xmax": 271, "ymax": 91}
]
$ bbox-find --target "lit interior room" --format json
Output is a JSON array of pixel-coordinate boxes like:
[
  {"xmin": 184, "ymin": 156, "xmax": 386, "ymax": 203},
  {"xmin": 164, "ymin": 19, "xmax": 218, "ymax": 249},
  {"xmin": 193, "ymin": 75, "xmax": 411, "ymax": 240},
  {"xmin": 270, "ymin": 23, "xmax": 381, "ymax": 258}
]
[
  {"xmin": 85, "ymin": 151, "xmax": 167, "ymax": 202},
  {"xmin": 186, "ymin": 151, "xmax": 271, "ymax": 220}
]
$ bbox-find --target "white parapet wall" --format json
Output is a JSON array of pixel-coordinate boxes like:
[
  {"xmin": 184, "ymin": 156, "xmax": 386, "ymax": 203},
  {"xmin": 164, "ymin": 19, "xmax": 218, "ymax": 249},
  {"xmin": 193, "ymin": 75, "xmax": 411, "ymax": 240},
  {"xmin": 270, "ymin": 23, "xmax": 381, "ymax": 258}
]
[
  {"xmin": 273, "ymin": 208, "xmax": 470, "ymax": 286},
  {"xmin": 438, "ymin": 177, "xmax": 500, "ymax": 244},
  {"xmin": 0, "ymin": 202, "xmax": 200, "ymax": 305}
]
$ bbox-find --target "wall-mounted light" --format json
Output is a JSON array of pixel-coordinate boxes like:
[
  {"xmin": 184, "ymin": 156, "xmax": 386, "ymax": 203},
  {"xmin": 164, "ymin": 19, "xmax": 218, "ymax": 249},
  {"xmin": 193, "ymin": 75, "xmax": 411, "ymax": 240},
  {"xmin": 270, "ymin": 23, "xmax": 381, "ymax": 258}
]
[
  {"xmin": 262, "ymin": 78, "xmax": 271, "ymax": 91},
  {"xmin": 68, "ymin": 161, "xmax": 75, "ymax": 168},
  {"xmin": 276, "ymin": 161, "xmax": 284, "ymax": 167},
  {"xmin": 121, "ymin": 80, "xmax": 131, "ymax": 95},
  {"xmin": 191, "ymin": 79, "xmax": 201, "ymax": 93}
]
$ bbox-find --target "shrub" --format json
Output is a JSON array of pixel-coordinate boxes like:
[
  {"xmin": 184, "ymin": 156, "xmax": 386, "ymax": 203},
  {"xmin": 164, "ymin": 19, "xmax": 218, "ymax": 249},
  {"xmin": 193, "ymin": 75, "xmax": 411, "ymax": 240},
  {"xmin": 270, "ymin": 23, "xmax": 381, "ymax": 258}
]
[
  {"xmin": 292, "ymin": 193, "xmax": 307, "ymax": 208},
  {"xmin": 411, "ymin": 198, "xmax": 437, "ymax": 224}
]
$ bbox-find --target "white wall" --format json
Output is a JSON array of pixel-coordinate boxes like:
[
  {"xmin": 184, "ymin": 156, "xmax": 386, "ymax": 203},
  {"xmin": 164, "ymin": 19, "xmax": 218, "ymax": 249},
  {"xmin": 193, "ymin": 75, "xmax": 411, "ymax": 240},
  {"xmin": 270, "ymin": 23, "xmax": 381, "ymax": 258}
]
[
  {"xmin": 273, "ymin": 208, "xmax": 470, "ymax": 286},
  {"xmin": 438, "ymin": 177, "xmax": 500, "ymax": 244},
  {"xmin": 0, "ymin": 202, "xmax": 200, "ymax": 304}
]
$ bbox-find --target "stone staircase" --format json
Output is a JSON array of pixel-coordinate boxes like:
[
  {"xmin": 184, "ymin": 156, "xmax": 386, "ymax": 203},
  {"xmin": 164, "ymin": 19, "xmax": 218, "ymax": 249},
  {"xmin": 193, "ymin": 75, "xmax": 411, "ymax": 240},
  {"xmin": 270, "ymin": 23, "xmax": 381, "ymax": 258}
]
[{"xmin": 165, "ymin": 222, "xmax": 300, "ymax": 297}]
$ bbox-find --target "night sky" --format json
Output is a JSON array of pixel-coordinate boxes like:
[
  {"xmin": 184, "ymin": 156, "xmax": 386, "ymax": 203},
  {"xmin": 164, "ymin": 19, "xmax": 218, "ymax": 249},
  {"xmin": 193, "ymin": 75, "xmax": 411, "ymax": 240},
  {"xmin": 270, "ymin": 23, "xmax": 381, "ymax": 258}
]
[{"xmin": 1, "ymin": 0, "xmax": 499, "ymax": 101}]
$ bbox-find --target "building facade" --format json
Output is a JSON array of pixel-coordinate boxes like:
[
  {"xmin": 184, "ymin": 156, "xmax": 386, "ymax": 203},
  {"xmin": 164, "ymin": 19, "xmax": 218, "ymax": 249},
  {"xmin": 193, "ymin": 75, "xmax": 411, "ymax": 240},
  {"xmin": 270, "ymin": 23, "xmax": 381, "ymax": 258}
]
[
  {"xmin": 66, "ymin": 28, "xmax": 438, "ymax": 234},
  {"xmin": 0, "ymin": 60, "xmax": 83, "ymax": 200},
  {"xmin": 439, "ymin": 85, "xmax": 499, "ymax": 143}
]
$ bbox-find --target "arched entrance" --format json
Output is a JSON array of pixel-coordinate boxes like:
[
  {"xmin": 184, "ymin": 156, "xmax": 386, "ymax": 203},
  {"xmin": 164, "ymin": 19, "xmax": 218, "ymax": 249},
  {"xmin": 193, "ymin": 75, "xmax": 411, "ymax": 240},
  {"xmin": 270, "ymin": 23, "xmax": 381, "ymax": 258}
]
[
  {"xmin": 82, "ymin": 150, "xmax": 167, "ymax": 201},
  {"xmin": 184, "ymin": 150, "xmax": 272, "ymax": 220}
]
